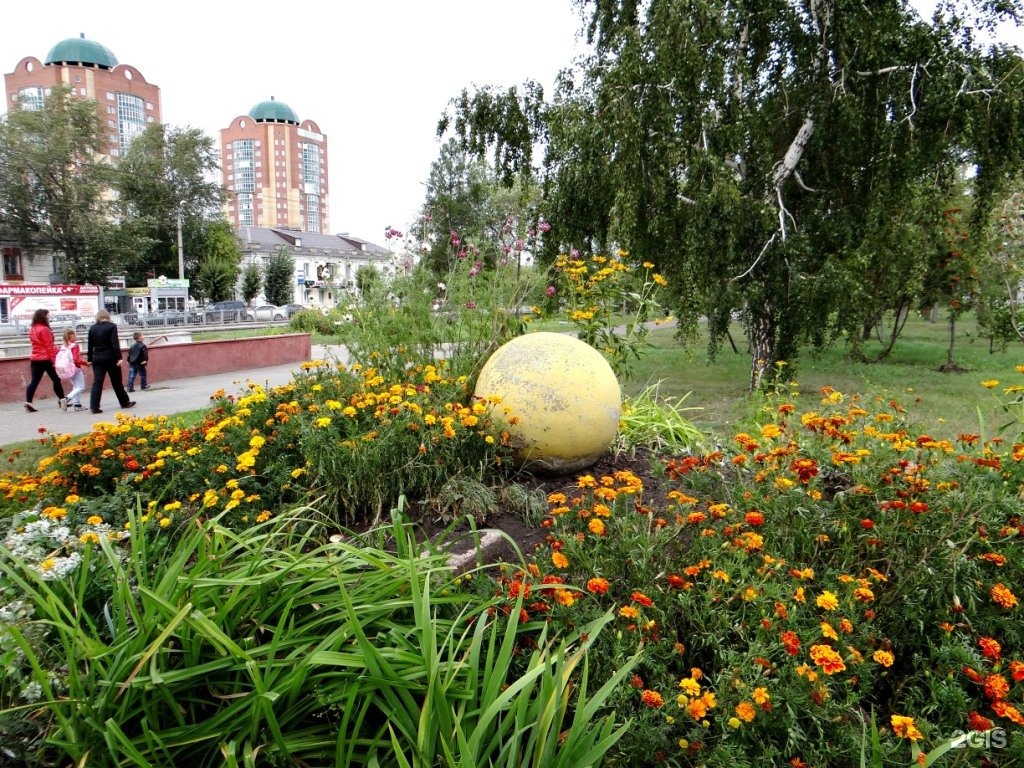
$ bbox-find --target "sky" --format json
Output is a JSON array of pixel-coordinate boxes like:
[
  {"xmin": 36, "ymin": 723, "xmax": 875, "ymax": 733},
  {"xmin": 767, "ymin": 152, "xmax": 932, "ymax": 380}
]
[{"xmin": 1, "ymin": 1, "xmax": 1020, "ymax": 248}]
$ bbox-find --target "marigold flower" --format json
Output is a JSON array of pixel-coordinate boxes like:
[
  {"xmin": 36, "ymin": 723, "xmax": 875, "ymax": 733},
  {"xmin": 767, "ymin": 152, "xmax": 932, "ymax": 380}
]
[
  {"xmin": 981, "ymin": 379, "xmax": 999, "ymax": 389},
  {"xmin": 554, "ymin": 589, "xmax": 575, "ymax": 607},
  {"xmin": 890, "ymin": 714, "xmax": 923, "ymax": 740},
  {"xmin": 992, "ymin": 700, "xmax": 1024, "ymax": 726},
  {"xmin": 631, "ymin": 591, "xmax": 654, "ymax": 607},
  {"xmin": 967, "ymin": 711, "xmax": 994, "ymax": 731},
  {"xmin": 641, "ymin": 689, "xmax": 664, "ymax": 708},
  {"xmin": 744, "ymin": 511, "xmax": 764, "ymax": 526},
  {"xmin": 978, "ymin": 636, "xmax": 1001, "ymax": 661},
  {"xmin": 587, "ymin": 518, "xmax": 606, "ymax": 536},
  {"xmin": 732, "ymin": 701, "xmax": 755, "ymax": 722},
  {"xmin": 816, "ymin": 591, "xmax": 839, "ymax": 611},
  {"xmin": 619, "ymin": 605, "xmax": 640, "ymax": 619},
  {"xmin": 872, "ymin": 650, "xmax": 894, "ymax": 668},
  {"xmin": 551, "ymin": 551, "xmax": 569, "ymax": 569},
  {"xmin": 984, "ymin": 673, "xmax": 1009, "ymax": 702},
  {"xmin": 586, "ymin": 577, "xmax": 610, "ymax": 594},
  {"xmin": 809, "ymin": 644, "xmax": 846, "ymax": 675},
  {"xmin": 990, "ymin": 583, "xmax": 1018, "ymax": 609},
  {"xmin": 752, "ymin": 687, "xmax": 770, "ymax": 706},
  {"xmin": 781, "ymin": 630, "xmax": 801, "ymax": 655},
  {"xmin": 1009, "ymin": 660, "xmax": 1024, "ymax": 682}
]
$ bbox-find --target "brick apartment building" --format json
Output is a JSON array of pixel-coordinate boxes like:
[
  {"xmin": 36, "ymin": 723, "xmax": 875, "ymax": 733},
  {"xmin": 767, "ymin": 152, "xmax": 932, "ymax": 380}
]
[
  {"xmin": 4, "ymin": 33, "xmax": 161, "ymax": 158},
  {"xmin": 220, "ymin": 98, "xmax": 330, "ymax": 235}
]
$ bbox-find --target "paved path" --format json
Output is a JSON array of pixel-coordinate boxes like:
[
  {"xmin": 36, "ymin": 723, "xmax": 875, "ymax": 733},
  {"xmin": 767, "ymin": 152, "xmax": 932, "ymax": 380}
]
[{"xmin": 1, "ymin": 344, "xmax": 345, "ymax": 447}]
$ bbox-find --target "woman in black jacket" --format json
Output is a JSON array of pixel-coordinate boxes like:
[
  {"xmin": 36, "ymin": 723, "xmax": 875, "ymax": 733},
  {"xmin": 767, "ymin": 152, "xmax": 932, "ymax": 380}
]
[{"xmin": 86, "ymin": 310, "xmax": 136, "ymax": 414}]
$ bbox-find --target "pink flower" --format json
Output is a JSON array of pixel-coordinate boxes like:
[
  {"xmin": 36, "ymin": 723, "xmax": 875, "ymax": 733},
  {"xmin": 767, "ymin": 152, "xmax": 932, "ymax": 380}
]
[
  {"xmin": 539, "ymin": 221, "xmax": 552, "ymax": 233},
  {"xmin": 546, "ymin": 285, "xmax": 556, "ymax": 298},
  {"xmin": 465, "ymin": 301, "xmax": 477, "ymax": 309}
]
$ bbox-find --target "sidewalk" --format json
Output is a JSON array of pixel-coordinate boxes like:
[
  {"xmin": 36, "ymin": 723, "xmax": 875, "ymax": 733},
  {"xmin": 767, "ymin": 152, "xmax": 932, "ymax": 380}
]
[{"xmin": 1, "ymin": 344, "xmax": 345, "ymax": 447}]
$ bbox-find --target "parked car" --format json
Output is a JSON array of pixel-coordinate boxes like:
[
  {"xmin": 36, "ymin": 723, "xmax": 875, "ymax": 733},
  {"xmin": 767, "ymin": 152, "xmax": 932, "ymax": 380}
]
[
  {"xmin": 244, "ymin": 305, "xmax": 286, "ymax": 322},
  {"xmin": 281, "ymin": 304, "xmax": 305, "ymax": 318},
  {"xmin": 140, "ymin": 310, "xmax": 187, "ymax": 327},
  {"xmin": 203, "ymin": 300, "xmax": 246, "ymax": 323}
]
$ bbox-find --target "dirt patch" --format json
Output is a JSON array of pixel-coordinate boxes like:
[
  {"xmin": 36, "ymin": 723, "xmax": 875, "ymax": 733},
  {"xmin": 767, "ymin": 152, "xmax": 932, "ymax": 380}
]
[{"xmin": 410, "ymin": 447, "xmax": 668, "ymax": 567}]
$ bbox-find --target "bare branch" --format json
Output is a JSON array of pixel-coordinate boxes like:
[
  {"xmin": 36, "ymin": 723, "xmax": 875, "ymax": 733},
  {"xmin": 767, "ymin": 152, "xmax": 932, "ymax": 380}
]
[
  {"xmin": 793, "ymin": 170, "xmax": 818, "ymax": 192},
  {"xmin": 730, "ymin": 233, "xmax": 777, "ymax": 283}
]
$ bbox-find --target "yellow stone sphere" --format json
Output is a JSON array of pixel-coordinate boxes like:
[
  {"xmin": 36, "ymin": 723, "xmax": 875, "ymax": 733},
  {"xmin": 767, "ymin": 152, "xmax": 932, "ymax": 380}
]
[{"xmin": 474, "ymin": 332, "xmax": 621, "ymax": 473}]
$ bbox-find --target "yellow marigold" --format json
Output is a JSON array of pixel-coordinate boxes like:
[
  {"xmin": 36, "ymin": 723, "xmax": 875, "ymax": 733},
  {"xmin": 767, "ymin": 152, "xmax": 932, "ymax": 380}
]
[
  {"xmin": 752, "ymin": 687, "xmax": 770, "ymax": 706},
  {"xmin": 79, "ymin": 532, "xmax": 100, "ymax": 545},
  {"xmin": 159, "ymin": 517, "xmax": 171, "ymax": 528},
  {"xmin": 816, "ymin": 591, "xmax": 839, "ymax": 611},
  {"xmin": 821, "ymin": 622, "xmax": 839, "ymax": 641},
  {"xmin": 290, "ymin": 467, "xmax": 306, "ymax": 478},
  {"xmin": 551, "ymin": 551, "xmax": 569, "ymax": 569},
  {"xmin": 64, "ymin": 494, "xmax": 80, "ymax": 505},
  {"xmin": 588, "ymin": 518, "xmax": 607, "ymax": 536},
  {"xmin": 760, "ymin": 424, "xmax": 783, "ymax": 439},
  {"xmin": 678, "ymin": 677, "xmax": 702, "ymax": 696},
  {"xmin": 86, "ymin": 515, "xmax": 104, "ymax": 526},
  {"xmin": 619, "ymin": 605, "xmax": 640, "ymax": 619},
  {"xmin": 315, "ymin": 417, "xmax": 332, "ymax": 428},
  {"xmin": 981, "ymin": 379, "xmax": 999, "ymax": 389},
  {"xmin": 872, "ymin": 649, "xmax": 894, "ymax": 667}
]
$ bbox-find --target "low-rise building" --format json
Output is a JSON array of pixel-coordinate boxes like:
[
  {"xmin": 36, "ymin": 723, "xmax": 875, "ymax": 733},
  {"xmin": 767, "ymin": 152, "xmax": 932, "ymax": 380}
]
[{"xmin": 237, "ymin": 227, "xmax": 392, "ymax": 309}]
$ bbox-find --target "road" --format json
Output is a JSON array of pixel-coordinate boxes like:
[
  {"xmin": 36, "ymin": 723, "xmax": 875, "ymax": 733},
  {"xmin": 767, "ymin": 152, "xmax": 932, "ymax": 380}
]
[{"xmin": 1, "ymin": 344, "xmax": 344, "ymax": 447}]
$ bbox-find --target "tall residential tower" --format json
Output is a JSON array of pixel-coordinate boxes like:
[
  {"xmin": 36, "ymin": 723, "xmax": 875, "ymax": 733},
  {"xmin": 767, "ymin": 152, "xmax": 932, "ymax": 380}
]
[
  {"xmin": 4, "ymin": 33, "xmax": 161, "ymax": 158},
  {"xmin": 220, "ymin": 98, "xmax": 329, "ymax": 234}
]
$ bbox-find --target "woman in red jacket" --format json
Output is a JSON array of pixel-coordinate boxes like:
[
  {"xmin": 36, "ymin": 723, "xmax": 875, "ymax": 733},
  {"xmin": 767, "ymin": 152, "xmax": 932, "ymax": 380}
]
[{"xmin": 25, "ymin": 308, "xmax": 67, "ymax": 412}]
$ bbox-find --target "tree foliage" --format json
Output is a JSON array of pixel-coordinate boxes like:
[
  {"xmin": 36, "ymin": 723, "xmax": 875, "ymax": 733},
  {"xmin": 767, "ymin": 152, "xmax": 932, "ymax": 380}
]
[
  {"xmin": 264, "ymin": 247, "xmax": 295, "ymax": 307},
  {"xmin": 0, "ymin": 85, "xmax": 143, "ymax": 284},
  {"xmin": 441, "ymin": 0, "xmax": 1024, "ymax": 388},
  {"xmin": 241, "ymin": 262, "xmax": 263, "ymax": 305},
  {"xmin": 192, "ymin": 220, "xmax": 242, "ymax": 303},
  {"xmin": 115, "ymin": 123, "xmax": 226, "ymax": 284}
]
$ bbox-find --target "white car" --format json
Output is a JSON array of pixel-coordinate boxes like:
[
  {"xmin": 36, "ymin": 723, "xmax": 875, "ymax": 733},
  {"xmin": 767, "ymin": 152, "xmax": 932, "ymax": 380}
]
[{"xmin": 244, "ymin": 305, "xmax": 287, "ymax": 322}]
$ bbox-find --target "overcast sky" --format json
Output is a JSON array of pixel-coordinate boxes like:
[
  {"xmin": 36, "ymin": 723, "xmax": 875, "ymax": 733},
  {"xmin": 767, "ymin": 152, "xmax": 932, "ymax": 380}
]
[{"xmin": 1, "ymin": 1, "xmax": 1020, "ymax": 247}]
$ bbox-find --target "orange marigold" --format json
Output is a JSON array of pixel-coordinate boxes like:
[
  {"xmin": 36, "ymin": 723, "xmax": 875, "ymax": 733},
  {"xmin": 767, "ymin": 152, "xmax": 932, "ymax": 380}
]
[
  {"xmin": 992, "ymin": 700, "xmax": 1024, "ymax": 726},
  {"xmin": 1009, "ymin": 660, "xmax": 1024, "ymax": 682},
  {"xmin": 586, "ymin": 577, "xmax": 610, "ymax": 595},
  {"xmin": 735, "ymin": 701, "xmax": 757, "ymax": 722},
  {"xmin": 781, "ymin": 630, "xmax": 801, "ymax": 656},
  {"xmin": 978, "ymin": 636, "xmax": 1001, "ymax": 661},
  {"xmin": 641, "ymin": 689, "xmax": 664, "ymax": 708},
  {"xmin": 631, "ymin": 591, "xmax": 654, "ymax": 607},
  {"xmin": 809, "ymin": 644, "xmax": 846, "ymax": 675},
  {"xmin": 551, "ymin": 551, "xmax": 569, "ymax": 570},
  {"xmin": 990, "ymin": 583, "xmax": 1019, "ymax": 609},
  {"xmin": 983, "ymin": 673, "xmax": 1009, "ymax": 702},
  {"xmin": 967, "ymin": 711, "xmax": 994, "ymax": 732},
  {"xmin": 891, "ymin": 714, "xmax": 923, "ymax": 740}
]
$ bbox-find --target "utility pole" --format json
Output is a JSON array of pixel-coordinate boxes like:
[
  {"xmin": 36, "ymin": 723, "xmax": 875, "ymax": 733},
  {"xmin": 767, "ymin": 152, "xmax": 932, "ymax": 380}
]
[{"xmin": 176, "ymin": 207, "xmax": 185, "ymax": 280}]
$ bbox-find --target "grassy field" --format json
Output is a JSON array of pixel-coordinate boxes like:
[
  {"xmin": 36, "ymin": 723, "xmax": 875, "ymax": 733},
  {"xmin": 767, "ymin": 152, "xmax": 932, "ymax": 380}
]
[{"xmin": 623, "ymin": 313, "xmax": 1024, "ymax": 443}]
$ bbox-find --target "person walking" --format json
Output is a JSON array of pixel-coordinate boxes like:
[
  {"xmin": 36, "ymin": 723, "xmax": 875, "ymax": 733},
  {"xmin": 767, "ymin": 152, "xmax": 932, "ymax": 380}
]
[
  {"xmin": 57, "ymin": 328, "xmax": 88, "ymax": 411},
  {"xmin": 126, "ymin": 331, "xmax": 150, "ymax": 392},
  {"xmin": 25, "ymin": 308, "xmax": 67, "ymax": 413},
  {"xmin": 86, "ymin": 310, "xmax": 135, "ymax": 415}
]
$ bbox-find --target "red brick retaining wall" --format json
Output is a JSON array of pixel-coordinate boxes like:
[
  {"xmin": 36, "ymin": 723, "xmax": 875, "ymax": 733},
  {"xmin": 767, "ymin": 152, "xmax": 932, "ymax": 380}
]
[{"xmin": 0, "ymin": 333, "xmax": 311, "ymax": 404}]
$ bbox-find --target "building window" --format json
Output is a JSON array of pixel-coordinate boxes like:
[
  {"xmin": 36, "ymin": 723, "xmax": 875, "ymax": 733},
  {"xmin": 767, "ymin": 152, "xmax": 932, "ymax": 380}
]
[
  {"xmin": 116, "ymin": 92, "xmax": 145, "ymax": 151},
  {"xmin": 2, "ymin": 248, "xmax": 23, "ymax": 280},
  {"xmin": 237, "ymin": 193, "xmax": 254, "ymax": 227},
  {"xmin": 16, "ymin": 86, "xmax": 44, "ymax": 111},
  {"xmin": 306, "ymin": 194, "xmax": 321, "ymax": 234}
]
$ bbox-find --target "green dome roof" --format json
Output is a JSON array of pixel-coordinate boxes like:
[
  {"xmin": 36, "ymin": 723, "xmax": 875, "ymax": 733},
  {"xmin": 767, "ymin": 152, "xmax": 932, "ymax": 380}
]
[
  {"xmin": 249, "ymin": 97, "xmax": 299, "ymax": 124},
  {"xmin": 44, "ymin": 34, "xmax": 118, "ymax": 69}
]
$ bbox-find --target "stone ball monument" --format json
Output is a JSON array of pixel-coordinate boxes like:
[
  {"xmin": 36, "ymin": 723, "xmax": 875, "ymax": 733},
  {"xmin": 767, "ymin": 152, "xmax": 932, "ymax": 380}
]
[{"xmin": 474, "ymin": 332, "xmax": 621, "ymax": 473}]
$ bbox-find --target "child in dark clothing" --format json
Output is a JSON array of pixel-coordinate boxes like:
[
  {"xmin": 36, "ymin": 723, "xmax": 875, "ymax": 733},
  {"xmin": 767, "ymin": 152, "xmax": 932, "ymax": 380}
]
[{"xmin": 126, "ymin": 332, "xmax": 150, "ymax": 392}]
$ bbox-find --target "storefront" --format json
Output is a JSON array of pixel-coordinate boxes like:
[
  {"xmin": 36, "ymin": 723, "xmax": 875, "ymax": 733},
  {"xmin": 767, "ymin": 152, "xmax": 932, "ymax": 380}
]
[{"xmin": 0, "ymin": 283, "xmax": 101, "ymax": 321}]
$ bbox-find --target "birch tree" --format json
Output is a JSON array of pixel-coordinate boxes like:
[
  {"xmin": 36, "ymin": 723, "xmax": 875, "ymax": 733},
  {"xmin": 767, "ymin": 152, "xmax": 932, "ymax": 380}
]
[{"xmin": 441, "ymin": 0, "xmax": 1024, "ymax": 388}]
